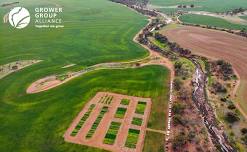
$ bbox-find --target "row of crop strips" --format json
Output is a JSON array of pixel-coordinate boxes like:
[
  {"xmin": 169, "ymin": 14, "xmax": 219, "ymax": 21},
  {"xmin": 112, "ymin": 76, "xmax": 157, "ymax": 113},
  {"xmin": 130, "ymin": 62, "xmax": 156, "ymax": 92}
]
[
  {"xmin": 135, "ymin": 101, "xmax": 147, "ymax": 115},
  {"xmin": 98, "ymin": 95, "xmax": 113, "ymax": 105},
  {"xmin": 86, "ymin": 106, "xmax": 108, "ymax": 139},
  {"xmin": 103, "ymin": 121, "xmax": 121, "ymax": 145},
  {"xmin": 125, "ymin": 128, "xmax": 140, "ymax": 148},
  {"xmin": 71, "ymin": 104, "xmax": 95, "ymax": 136}
]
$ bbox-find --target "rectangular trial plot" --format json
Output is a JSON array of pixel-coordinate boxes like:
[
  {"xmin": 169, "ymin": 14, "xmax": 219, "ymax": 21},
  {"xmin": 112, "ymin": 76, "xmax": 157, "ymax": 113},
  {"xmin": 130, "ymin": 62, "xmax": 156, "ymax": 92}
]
[
  {"xmin": 70, "ymin": 104, "xmax": 95, "ymax": 136},
  {"xmin": 131, "ymin": 117, "xmax": 143, "ymax": 126},
  {"xmin": 86, "ymin": 106, "xmax": 108, "ymax": 139},
  {"xmin": 64, "ymin": 92, "xmax": 152, "ymax": 152},
  {"xmin": 114, "ymin": 107, "xmax": 127, "ymax": 119},
  {"xmin": 98, "ymin": 94, "xmax": 114, "ymax": 105},
  {"xmin": 103, "ymin": 121, "xmax": 121, "ymax": 145},
  {"xmin": 125, "ymin": 129, "xmax": 140, "ymax": 148},
  {"xmin": 120, "ymin": 98, "xmax": 130, "ymax": 105},
  {"xmin": 135, "ymin": 101, "xmax": 147, "ymax": 115}
]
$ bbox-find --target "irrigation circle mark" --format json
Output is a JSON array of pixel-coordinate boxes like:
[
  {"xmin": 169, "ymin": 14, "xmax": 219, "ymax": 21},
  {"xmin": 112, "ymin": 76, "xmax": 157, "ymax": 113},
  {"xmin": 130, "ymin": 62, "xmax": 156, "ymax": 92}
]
[{"xmin": 8, "ymin": 7, "xmax": 30, "ymax": 29}]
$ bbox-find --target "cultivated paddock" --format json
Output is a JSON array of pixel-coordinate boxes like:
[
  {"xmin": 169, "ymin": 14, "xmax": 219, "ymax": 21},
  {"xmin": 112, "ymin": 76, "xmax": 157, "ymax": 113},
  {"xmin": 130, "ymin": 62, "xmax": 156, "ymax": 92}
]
[
  {"xmin": 64, "ymin": 92, "xmax": 152, "ymax": 152},
  {"xmin": 162, "ymin": 25, "xmax": 247, "ymax": 116}
]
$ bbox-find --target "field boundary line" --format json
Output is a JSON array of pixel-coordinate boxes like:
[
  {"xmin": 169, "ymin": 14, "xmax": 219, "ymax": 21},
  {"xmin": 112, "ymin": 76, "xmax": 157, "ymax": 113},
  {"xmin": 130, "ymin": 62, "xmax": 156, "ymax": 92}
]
[{"xmin": 146, "ymin": 128, "xmax": 166, "ymax": 134}]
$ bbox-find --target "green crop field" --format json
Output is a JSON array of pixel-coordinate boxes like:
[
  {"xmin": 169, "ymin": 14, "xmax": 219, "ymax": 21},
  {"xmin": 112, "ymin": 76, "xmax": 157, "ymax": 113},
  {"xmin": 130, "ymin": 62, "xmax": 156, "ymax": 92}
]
[
  {"xmin": 149, "ymin": 0, "xmax": 247, "ymax": 13},
  {"xmin": 143, "ymin": 131, "xmax": 165, "ymax": 152},
  {"xmin": 0, "ymin": 0, "xmax": 171, "ymax": 151},
  {"xmin": 180, "ymin": 14, "xmax": 247, "ymax": 31},
  {"xmin": 0, "ymin": 0, "xmax": 148, "ymax": 67},
  {"xmin": 0, "ymin": 65, "xmax": 170, "ymax": 152}
]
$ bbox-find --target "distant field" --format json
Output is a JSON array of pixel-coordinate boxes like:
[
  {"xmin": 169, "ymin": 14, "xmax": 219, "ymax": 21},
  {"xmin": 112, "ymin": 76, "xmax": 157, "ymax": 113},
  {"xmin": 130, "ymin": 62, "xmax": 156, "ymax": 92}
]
[
  {"xmin": 162, "ymin": 25, "xmax": 247, "ymax": 120},
  {"xmin": 143, "ymin": 131, "xmax": 165, "ymax": 152},
  {"xmin": 180, "ymin": 14, "xmax": 247, "ymax": 31},
  {"xmin": 149, "ymin": 0, "xmax": 247, "ymax": 13},
  {"xmin": 240, "ymin": 16, "xmax": 247, "ymax": 20},
  {"xmin": 0, "ymin": 0, "xmax": 148, "ymax": 66}
]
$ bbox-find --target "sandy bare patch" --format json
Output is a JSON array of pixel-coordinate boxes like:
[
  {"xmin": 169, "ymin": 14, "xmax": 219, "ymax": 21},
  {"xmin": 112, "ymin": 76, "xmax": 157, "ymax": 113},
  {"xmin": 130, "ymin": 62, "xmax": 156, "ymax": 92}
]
[
  {"xmin": 0, "ymin": 60, "xmax": 42, "ymax": 80},
  {"xmin": 64, "ymin": 92, "xmax": 152, "ymax": 152},
  {"xmin": 26, "ymin": 76, "xmax": 61, "ymax": 94},
  {"xmin": 26, "ymin": 73, "xmax": 77, "ymax": 94},
  {"xmin": 162, "ymin": 25, "xmax": 247, "ymax": 117}
]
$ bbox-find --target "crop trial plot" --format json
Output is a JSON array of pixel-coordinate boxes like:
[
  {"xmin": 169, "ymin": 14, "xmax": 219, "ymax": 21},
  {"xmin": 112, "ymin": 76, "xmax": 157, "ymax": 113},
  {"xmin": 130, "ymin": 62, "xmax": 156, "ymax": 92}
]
[
  {"xmin": 64, "ymin": 92, "xmax": 152, "ymax": 152},
  {"xmin": 114, "ymin": 107, "xmax": 127, "ymax": 119},
  {"xmin": 131, "ymin": 117, "xmax": 143, "ymax": 126}
]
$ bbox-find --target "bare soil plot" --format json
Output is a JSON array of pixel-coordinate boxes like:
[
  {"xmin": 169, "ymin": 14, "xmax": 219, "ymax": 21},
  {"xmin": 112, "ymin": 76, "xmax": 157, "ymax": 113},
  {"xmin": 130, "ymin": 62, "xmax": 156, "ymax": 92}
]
[
  {"xmin": 64, "ymin": 92, "xmax": 152, "ymax": 152},
  {"xmin": 162, "ymin": 25, "xmax": 247, "ymax": 117},
  {"xmin": 0, "ymin": 60, "xmax": 41, "ymax": 80},
  {"xmin": 26, "ymin": 76, "xmax": 62, "ymax": 94},
  {"xmin": 26, "ymin": 73, "xmax": 77, "ymax": 94}
]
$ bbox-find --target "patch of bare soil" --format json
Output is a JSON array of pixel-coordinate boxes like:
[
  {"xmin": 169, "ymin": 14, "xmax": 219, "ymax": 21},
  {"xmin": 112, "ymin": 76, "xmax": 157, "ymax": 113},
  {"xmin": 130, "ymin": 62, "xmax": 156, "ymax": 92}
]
[
  {"xmin": 26, "ymin": 76, "xmax": 61, "ymax": 94},
  {"xmin": 26, "ymin": 73, "xmax": 77, "ymax": 94},
  {"xmin": 64, "ymin": 92, "xmax": 152, "ymax": 152},
  {"xmin": 0, "ymin": 60, "xmax": 42, "ymax": 80},
  {"xmin": 162, "ymin": 25, "xmax": 247, "ymax": 117}
]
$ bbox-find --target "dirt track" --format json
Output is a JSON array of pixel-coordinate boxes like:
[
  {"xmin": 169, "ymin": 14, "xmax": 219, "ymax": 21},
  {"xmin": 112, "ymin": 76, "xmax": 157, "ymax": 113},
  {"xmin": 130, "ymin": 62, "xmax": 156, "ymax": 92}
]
[{"xmin": 162, "ymin": 25, "xmax": 247, "ymax": 117}]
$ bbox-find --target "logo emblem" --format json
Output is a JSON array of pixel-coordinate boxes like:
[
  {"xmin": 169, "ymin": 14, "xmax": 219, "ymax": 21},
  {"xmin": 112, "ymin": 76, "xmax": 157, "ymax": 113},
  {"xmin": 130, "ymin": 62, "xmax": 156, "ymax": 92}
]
[{"xmin": 8, "ymin": 7, "xmax": 30, "ymax": 29}]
